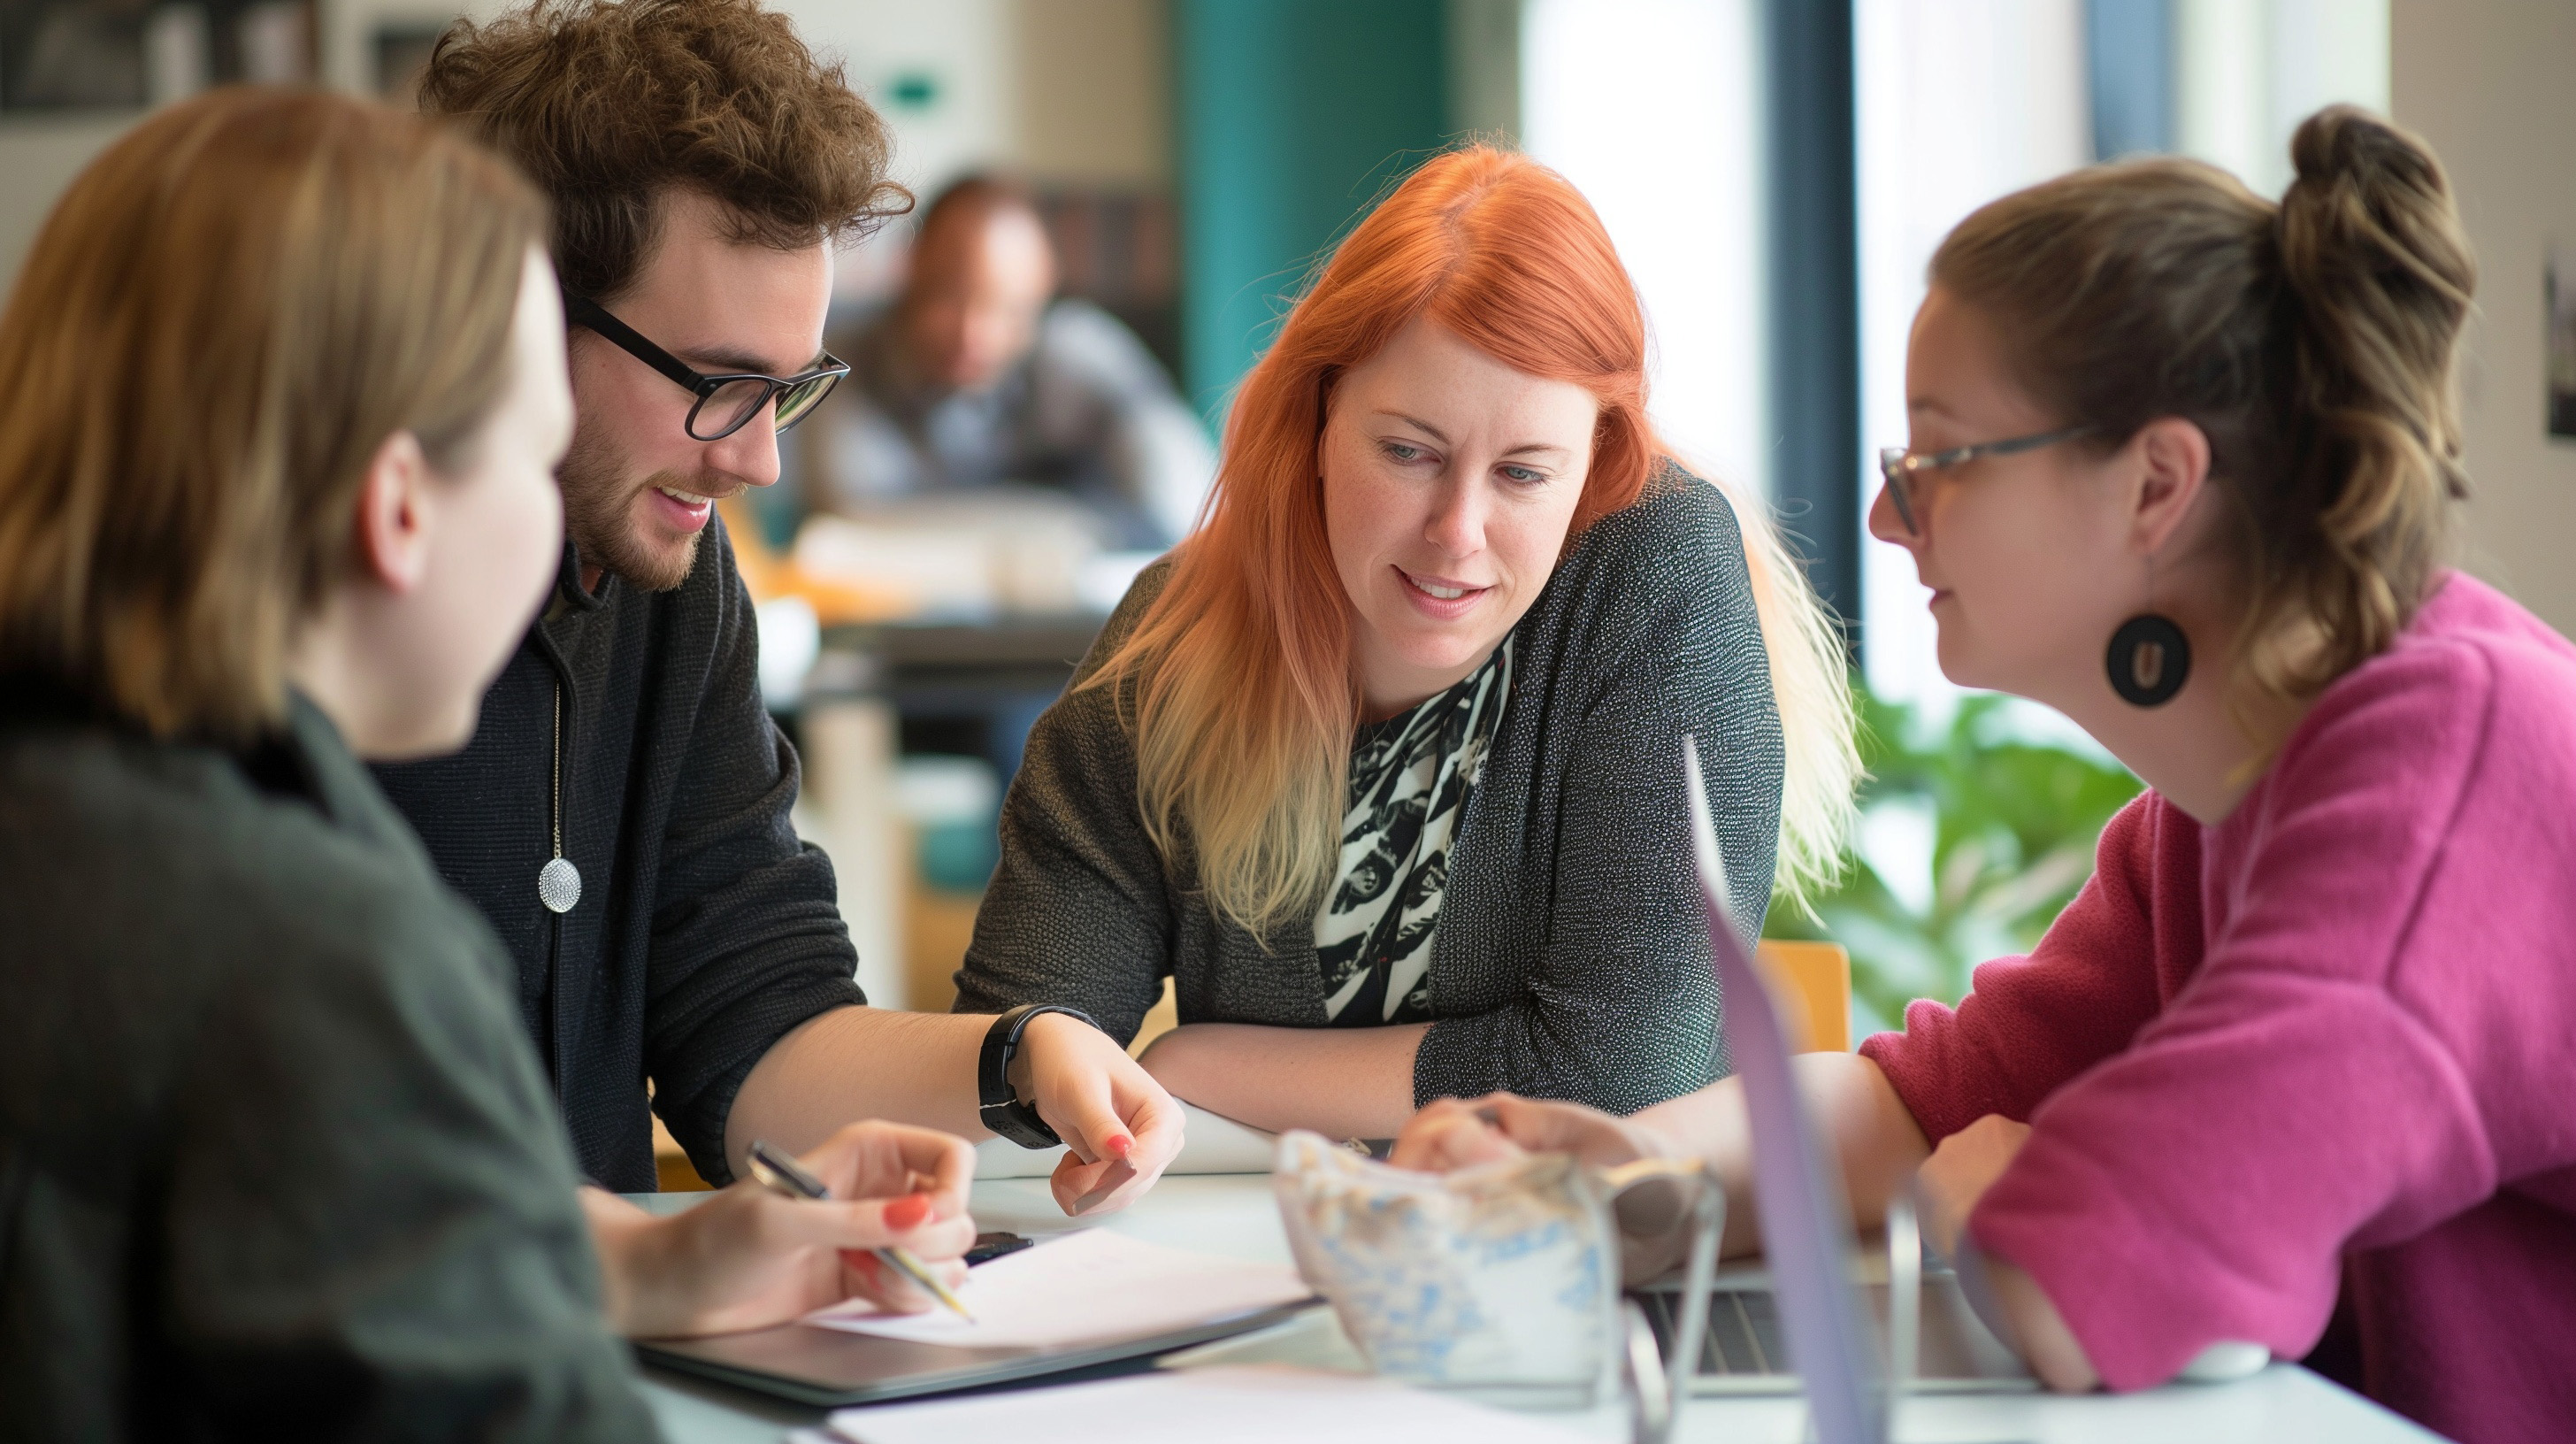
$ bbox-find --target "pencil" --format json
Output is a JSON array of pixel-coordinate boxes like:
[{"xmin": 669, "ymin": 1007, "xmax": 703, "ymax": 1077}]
[{"xmin": 744, "ymin": 1138, "xmax": 978, "ymax": 1323}]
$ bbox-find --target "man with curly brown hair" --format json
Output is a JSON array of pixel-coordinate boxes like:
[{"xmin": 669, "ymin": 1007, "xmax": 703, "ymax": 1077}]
[{"xmin": 372, "ymin": 0, "xmax": 1181, "ymax": 1315}]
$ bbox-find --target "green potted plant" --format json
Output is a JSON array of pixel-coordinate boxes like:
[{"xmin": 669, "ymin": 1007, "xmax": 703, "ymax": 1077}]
[{"xmin": 1766, "ymin": 686, "xmax": 2143, "ymax": 1032}]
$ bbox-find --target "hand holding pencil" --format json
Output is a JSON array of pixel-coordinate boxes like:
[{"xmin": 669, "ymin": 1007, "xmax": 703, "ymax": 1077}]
[
  {"xmin": 748, "ymin": 1138, "xmax": 976, "ymax": 1320},
  {"xmin": 602, "ymin": 1119, "xmax": 978, "ymax": 1340}
]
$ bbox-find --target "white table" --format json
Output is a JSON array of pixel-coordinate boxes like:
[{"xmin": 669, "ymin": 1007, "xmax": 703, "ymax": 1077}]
[{"xmin": 638, "ymin": 1177, "xmax": 2444, "ymax": 1444}]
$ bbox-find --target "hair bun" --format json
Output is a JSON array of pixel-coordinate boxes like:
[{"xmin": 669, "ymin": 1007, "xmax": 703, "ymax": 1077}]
[
  {"xmin": 2278, "ymin": 105, "xmax": 2473, "ymax": 311},
  {"xmin": 1928, "ymin": 110, "xmax": 2472, "ymax": 720},
  {"xmin": 2272, "ymin": 102, "xmax": 2474, "ymax": 669},
  {"xmin": 2288, "ymin": 104, "xmax": 2440, "ymax": 200}
]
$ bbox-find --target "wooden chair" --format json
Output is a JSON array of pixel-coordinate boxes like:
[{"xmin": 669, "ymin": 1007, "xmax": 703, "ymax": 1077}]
[
  {"xmin": 1753, "ymin": 939, "xmax": 1853, "ymax": 1053},
  {"xmin": 652, "ymin": 1114, "xmax": 714, "ymax": 1191}
]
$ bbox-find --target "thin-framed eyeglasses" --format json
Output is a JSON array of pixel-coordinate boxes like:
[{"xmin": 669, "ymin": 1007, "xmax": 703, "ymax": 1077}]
[
  {"xmin": 1876, "ymin": 425, "xmax": 2093, "ymax": 536},
  {"xmin": 565, "ymin": 296, "xmax": 848, "ymax": 442}
]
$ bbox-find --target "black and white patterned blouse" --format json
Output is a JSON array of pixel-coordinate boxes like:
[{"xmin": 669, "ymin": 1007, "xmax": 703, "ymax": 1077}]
[{"xmin": 1314, "ymin": 639, "xmax": 1514, "ymax": 1026}]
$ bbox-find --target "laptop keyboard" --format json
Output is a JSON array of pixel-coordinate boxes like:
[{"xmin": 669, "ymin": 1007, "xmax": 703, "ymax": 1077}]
[
  {"xmin": 1638, "ymin": 1288, "xmax": 1789, "ymax": 1375},
  {"xmin": 1636, "ymin": 1279, "xmax": 2034, "ymax": 1385}
]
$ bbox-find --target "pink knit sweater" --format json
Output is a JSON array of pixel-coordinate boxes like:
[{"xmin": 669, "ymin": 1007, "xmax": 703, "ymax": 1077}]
[{"xmin": 1860, "ymin": 573, "xmax": 2576, "ymax": 1444}]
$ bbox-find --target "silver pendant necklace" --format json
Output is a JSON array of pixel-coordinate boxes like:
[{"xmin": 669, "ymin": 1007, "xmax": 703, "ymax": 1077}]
[{"xmin": 537, "ymin": 679, "xmax": 581, "ymax": 913}]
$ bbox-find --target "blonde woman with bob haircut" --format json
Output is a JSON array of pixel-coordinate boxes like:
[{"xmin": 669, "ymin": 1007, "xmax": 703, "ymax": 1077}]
[
  {"xmin": 0, "ymin": 89, "xmax": 976, "ymax": 1436},
  {"xmin": 957, "ymin": 146, "xmax": 1858, "ymax": 1139}
]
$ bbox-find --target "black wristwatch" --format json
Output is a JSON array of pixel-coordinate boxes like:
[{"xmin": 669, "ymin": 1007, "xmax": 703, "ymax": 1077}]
[{"xmin": 978, "ymin": 1003, "xmax": 1099, "ymax": 1148}]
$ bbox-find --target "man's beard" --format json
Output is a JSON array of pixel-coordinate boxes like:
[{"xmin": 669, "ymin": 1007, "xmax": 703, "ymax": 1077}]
[{"xmin": 556, "ymin": 431, "xmax": 708, "ymax": 594}]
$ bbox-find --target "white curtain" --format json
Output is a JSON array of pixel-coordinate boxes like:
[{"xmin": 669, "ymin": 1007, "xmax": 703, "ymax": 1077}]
[
  {"xmin": 1522, "ymin": 0, "xmax": 1770, "ymax": 501},
  {"xmin": 1854, "ymin": 0, "xmax": 2094, "ymax": 713}
]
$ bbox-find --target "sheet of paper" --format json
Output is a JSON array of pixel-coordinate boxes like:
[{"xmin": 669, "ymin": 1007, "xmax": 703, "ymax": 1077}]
[
  {"xmin": 803, "ymin": 1228, "xmax": 1311, "ymax": 1350},
  {"xmin": 972, "ymin": 1102, "xmax": 1279, "ymax": 1179},
  {"xmin": 824, "ymin": 1364, "xmax": 1595, "ymax": 1444}
]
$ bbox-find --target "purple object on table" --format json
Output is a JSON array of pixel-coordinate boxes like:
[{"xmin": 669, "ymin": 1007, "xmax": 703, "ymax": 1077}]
[{"xmin": 1683, "ymin": 734, "xmax": 1886, "ymax": 1444}]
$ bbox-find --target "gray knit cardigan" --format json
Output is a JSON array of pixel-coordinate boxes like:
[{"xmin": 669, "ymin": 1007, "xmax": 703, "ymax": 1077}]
[{"xmin": 954, "ymin": 462, "xmax": 1782, "ymax": 1113}]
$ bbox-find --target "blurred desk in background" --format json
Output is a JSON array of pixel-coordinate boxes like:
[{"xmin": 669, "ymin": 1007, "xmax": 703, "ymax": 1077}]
[
  {"xmin": 723, "ymin": 491, "xmax": 1142, "ymax": 1065},
  {"xmin": 812, "ymin": 613, "xmax": 1106, "ymax": 751},
  {"xmin": 792, "ymin": 612, "xmax": 1106, "ymax": 1018}
]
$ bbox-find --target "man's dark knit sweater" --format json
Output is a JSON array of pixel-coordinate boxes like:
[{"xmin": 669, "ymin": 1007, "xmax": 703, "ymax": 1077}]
[{"xmin": 374, "ymin": 520, "xmax": 863, "ymax": 1192}]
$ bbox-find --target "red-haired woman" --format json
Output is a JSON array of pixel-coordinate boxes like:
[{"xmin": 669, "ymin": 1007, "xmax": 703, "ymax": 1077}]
[{"xmin": 955, "ymin": 148, "xmax": 1857, "ymax": 1141}]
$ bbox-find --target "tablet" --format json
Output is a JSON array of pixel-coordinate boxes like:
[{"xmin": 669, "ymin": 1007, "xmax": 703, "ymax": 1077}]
[{"xmin": 635, "ymin": 1299, "xmax": 1318, "ymax": 1406}]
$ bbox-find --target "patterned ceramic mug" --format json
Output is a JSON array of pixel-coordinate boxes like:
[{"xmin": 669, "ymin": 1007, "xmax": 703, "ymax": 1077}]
[{"xmin": 1270, "ymin": 1130, "xmax": 1722, "ymax": 1415}]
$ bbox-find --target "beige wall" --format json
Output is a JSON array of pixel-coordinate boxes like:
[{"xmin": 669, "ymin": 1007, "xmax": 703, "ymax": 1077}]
[
  {"xmin": 0, "ymin": 116, "xmax": 137, "ymax": 298},
  {"xmin": 2393, "ymin": 0, "xmax": 2576, "ymax": 636},
  {"xmin": 1009, "ymin": 0, "xmax": 1169, "ymax": 186}
]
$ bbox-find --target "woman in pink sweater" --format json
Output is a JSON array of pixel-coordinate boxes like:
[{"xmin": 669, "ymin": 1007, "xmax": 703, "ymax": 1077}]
[{"xmin": 1392, "ymin": 106, "xmax": 2575, "ymax": 1444}]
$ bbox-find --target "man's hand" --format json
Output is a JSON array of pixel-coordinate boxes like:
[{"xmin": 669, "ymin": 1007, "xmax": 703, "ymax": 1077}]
[
  {"xmin": 586, "ymin": 1120, "xmax": 977, "ymax": 1339},
  {"xmin": 1010, "ymin": 1011, "xmax": 1184, "ymax": 1217}
]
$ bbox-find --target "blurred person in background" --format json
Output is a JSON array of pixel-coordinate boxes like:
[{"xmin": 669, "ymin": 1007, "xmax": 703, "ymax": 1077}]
[
  {"xmin": 0, "ymin": 88, "xmax": 975, "ymax": 1440},
  {"xmin": 816, "ymin": 174, "xmax": 1215, "ymax": 550},
  {"xmin": 380, "ymin": 0, "xmax": 1181, "ymax": 1226}
]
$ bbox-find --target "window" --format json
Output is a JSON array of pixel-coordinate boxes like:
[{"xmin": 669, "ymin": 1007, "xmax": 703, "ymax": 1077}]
[{"xmin": 1522, "ymin": 0, "xmax": 1770, "ymax": 500}]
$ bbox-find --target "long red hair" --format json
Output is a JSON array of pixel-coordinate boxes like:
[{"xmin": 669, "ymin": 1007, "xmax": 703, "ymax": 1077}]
[
  {"xmin": 1084, "ymin": 149, "xmax": 1655, "ymax": 935},
  {"xmin": 1090, "ymin": 146, "xmax": 1859, "ymax": 936}
]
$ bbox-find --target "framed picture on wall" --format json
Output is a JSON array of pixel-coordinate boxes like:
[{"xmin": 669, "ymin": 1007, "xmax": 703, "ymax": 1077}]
[{"xmin": 2549, "ymin": 243, "xmax": 2576, "ymax": 442}]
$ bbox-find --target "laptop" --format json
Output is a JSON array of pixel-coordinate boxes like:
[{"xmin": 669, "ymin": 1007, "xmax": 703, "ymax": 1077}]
[{"xmin": 1644, "ymin": 736, "xmax": 2030, "ymax": 1441}]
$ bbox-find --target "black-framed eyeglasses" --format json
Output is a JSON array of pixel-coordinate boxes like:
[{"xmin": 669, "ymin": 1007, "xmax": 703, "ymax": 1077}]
[
  {"xmin": 1876, "ymin": 425, "xmax": 2093, "ymax": 536},
  {"xmin": 565, "ymin": 295, "xmax": 848, "ymax": 442}
]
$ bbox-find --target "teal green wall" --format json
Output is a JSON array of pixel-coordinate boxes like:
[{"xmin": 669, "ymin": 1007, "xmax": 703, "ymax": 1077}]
[{"xmin": 1174, "ymin": 0, "xmax": 1451, "ymax": 420}]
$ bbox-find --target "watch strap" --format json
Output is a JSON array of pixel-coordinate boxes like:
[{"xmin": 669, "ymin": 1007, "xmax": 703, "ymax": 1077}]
[{"xmin": 977, "ymin": 1003, "xmax": 1099, "ymax": 1148}]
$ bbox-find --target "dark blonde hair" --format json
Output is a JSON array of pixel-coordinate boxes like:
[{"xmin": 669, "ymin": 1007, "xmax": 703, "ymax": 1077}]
[
  {"xmin": 0, "ymin": 88, "xmax": 547, "ymax": 741},
  {"xmin": 420, "ymin": 0, "xmax": 908, "ymax": 303},
  {"xmin": 1087, "ymin": 147, "xmax": 1857, "ymax": 934},
  {"xmin": 1933, "ymin": 105, "xmax": 2475, "ymax": 726}
]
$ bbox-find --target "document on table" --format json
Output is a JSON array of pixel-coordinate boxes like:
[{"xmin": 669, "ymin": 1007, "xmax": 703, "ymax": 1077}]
[
  {"xmin": 821, "ymin": 1364, "xmax": 1593, "ymax": 1444},
  {"xmin": 802, "ymin": 1229, "xmax": 1311, "ymax": 1350},
  {"xmin": 971, "ymin": 1102, "xmax": 1277, "ymax": 1179}
]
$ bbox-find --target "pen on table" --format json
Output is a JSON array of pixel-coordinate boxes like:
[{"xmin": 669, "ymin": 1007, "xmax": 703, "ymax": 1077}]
[{"xmin": 743, "ymin": 1138, "xmax": 977, "ymax": 1323}]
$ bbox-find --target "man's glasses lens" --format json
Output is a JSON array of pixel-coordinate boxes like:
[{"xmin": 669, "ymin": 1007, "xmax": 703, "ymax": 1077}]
[
  {"xmin": 683, "ymin": 372, "xmax": 842, "ymax": 442},
  {"xmin": 692, "ymin": 378, "xmax": 778, "ymax": 442},
  {"xmin": 772, "ymin": 372, "xmax": 840, "ymax": 431}
]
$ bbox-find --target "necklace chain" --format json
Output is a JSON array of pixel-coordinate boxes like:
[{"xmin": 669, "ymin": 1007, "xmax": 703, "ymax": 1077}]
[
  {"xmin": 551, "ymin": 680, "xmax": 564, "ymax": 857},
  {"xmin": 537, "ymin": 679, "xmax": 582, "ymax": 913}
]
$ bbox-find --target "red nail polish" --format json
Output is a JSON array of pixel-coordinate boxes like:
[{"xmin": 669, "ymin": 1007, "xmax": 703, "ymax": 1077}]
[
  {"xmin": 1106, "ymin": 1133, "xmax": 1133, "ymax": 1159},
  {"xmin": 883, "ymin": 1193, "xmax": 932, "ymax": 1228}
]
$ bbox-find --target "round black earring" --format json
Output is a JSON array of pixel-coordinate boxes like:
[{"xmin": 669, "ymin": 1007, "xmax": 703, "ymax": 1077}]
[{"xmin": 2107, "ymin": 614, "xmax": 2190, "ymax": 707}]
